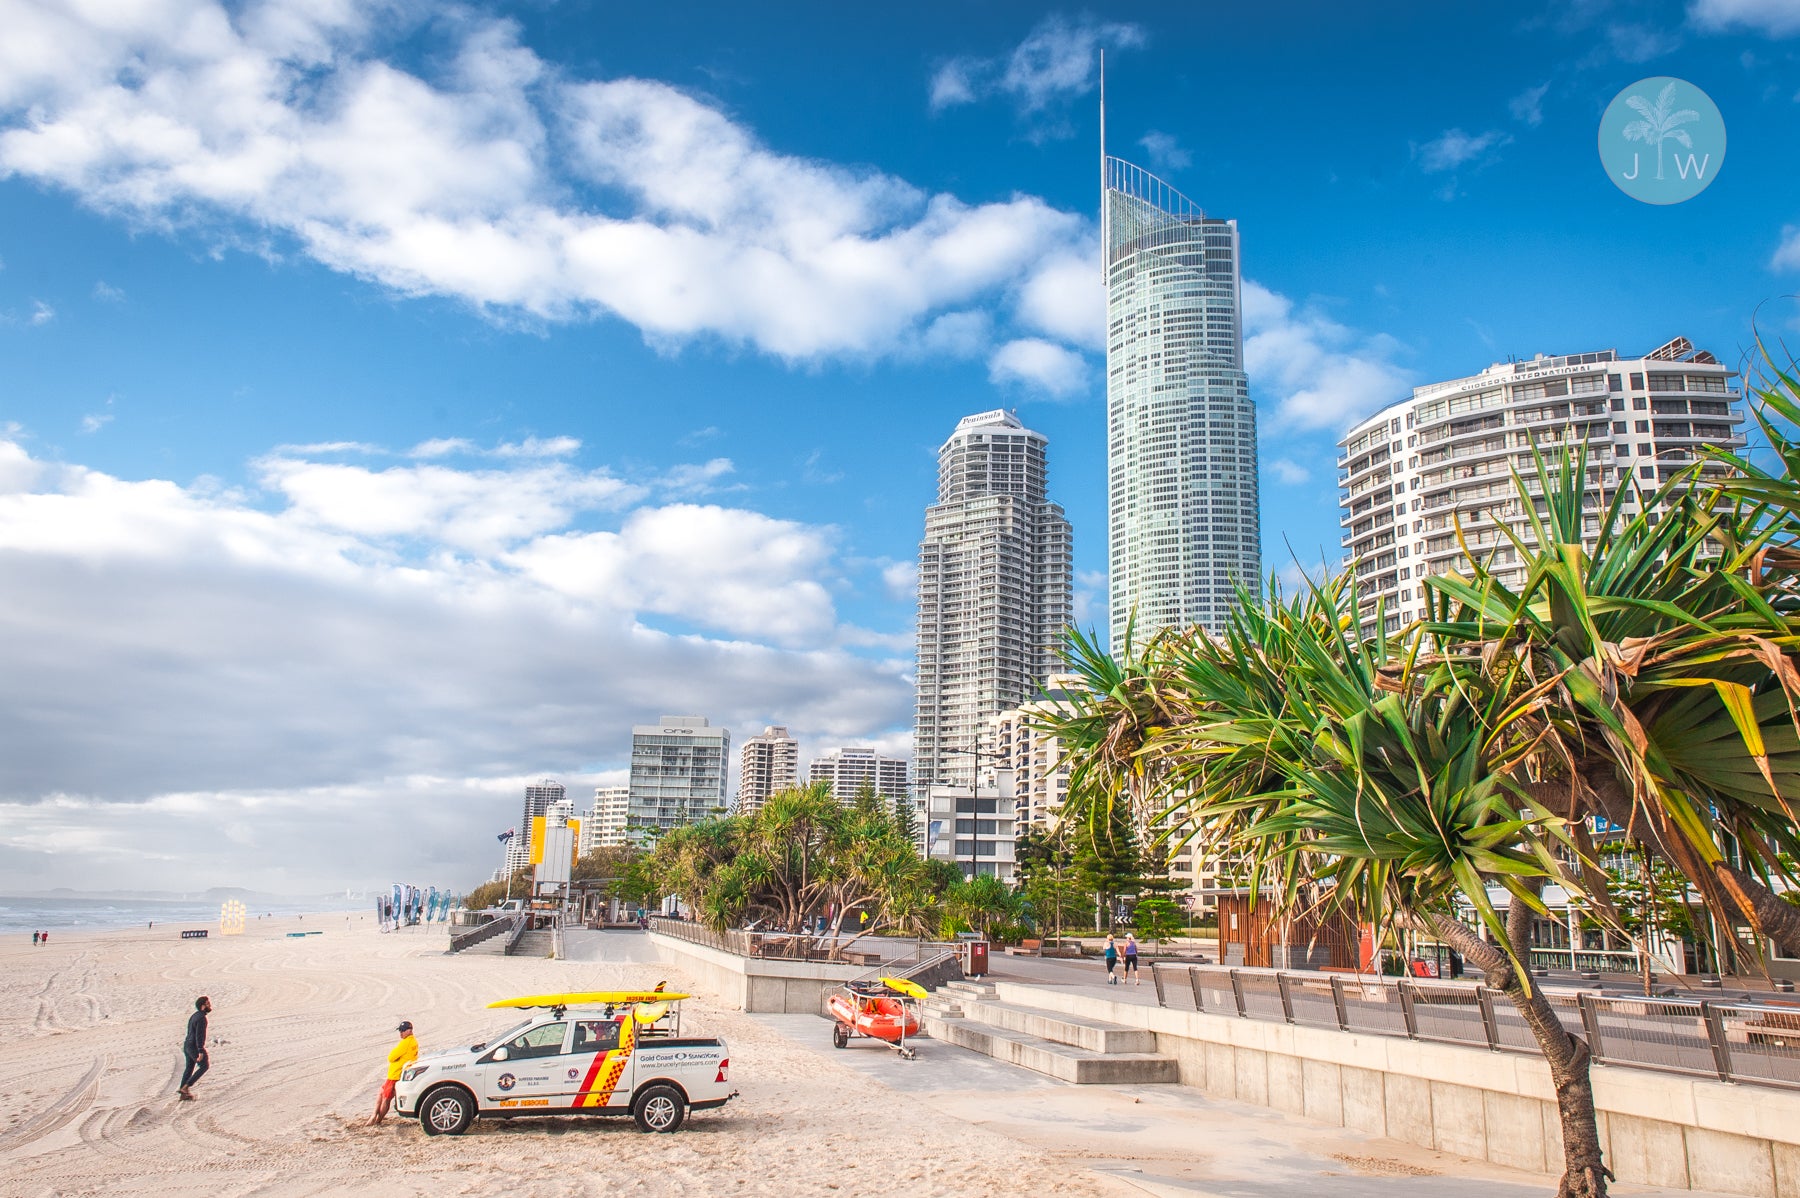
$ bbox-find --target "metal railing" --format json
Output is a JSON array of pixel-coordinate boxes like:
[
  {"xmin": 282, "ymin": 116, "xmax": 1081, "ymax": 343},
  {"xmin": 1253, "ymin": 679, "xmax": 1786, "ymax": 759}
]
[
  {"xmin": 445, "ymin": 911, "xmax": 523, "ymax": 954},
  {"xmin": 647, "ymin": 918, "xmax": 960, "ymax": 971},
  {"xmin": 1150, "ymin": 963, "xmax": 1800, "ymax": 1090}
]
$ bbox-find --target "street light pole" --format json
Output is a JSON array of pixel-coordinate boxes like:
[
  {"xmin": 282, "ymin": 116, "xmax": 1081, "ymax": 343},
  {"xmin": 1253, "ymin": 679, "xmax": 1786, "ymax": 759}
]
[{"xmin": 956, "ymin": 744, "xmax": 1008, "ymax": 881}]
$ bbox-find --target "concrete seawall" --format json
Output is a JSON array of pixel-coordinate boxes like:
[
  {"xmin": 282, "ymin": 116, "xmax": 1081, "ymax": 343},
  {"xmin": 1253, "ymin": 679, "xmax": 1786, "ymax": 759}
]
[
  {"xmin": 646, "ymin": 929, "xmax": 863, "ymax": 1013},
  {"xmin": 994, "ymin": 980, "xmax": 1800, "ymax": 1198}
]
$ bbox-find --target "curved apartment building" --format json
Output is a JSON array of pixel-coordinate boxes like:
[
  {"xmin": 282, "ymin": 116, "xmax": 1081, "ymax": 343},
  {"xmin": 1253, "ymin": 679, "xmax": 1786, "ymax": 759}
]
[
  {"xmin": 1338, "ymin": 337, "xmax": 1745, "ymax": 635},
  {"xmin": 1104, "ymin": 157, "xmax": 1261, "ymax": 647}
]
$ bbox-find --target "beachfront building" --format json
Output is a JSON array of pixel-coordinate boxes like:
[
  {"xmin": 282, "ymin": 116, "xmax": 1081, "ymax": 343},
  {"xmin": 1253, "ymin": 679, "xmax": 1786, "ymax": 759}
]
[
  {"xmin": 1104, "ymin": 156, "xmax": 1261, "ymax": 648},
  {"xmin": 924, "ymin": 770, "xmax": 1019, "ymax": 883},
  {"xmin": 503, "ymin": 778, "xmax": 565, "ymax": 877},
  {"xmin": 627, "ymin": 716, "xmax": 730, "ymax": 841},
  {"xmin": 1338, "ymin": 336, "xmax": 1746, "ymax": 636},
  {"xmin": 807, "ymin": 747, "xmax": 910, "ymax": 804},
  {"xmin": 914, "ymin": 410, "xmax": 1073, "ymax": 800},
  {"xmin": 583, "ymin": 786, "xmax": 630, "ymax": 853},
  {"xmin": 736, "ymin": 725, "xmax": 800, "ymax": 815}
]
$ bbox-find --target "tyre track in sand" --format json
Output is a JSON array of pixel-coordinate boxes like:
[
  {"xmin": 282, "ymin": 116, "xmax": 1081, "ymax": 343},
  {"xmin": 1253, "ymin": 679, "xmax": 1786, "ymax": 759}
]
[{"xmin": 0, "ymin": 1054, "xmax": 108, "ymax": 1153}]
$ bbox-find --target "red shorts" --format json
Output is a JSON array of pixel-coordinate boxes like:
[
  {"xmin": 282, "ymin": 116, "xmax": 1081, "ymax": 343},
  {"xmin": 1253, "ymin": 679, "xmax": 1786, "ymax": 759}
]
[{"xmin": 379, "ymin": 1079, "xmax": 397, "ymax": 1102}]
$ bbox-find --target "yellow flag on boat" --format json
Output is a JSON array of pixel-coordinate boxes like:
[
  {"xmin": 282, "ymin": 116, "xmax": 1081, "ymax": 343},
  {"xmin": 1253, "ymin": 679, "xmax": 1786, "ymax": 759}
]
[{"xmin": 487, "ymin": 990, "xmax": 689, "ymax": 1009}]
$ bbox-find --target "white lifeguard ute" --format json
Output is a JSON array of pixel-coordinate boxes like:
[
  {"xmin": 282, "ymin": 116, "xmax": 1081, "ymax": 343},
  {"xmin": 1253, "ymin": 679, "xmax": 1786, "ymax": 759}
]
[{"xmin": 394, "ymin": 990, "xmax": 736, "ymax": 1135}]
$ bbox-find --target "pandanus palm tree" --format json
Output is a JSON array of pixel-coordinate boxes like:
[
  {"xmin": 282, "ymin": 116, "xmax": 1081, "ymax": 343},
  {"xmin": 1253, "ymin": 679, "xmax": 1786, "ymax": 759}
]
[
  {"xmin": 1426, "ymin": 439, "xmax": 1800, "ymax": 960},
  {"xmin": 1038, "ymin": 582, "xmax": 1614, "ymax": 1198}
]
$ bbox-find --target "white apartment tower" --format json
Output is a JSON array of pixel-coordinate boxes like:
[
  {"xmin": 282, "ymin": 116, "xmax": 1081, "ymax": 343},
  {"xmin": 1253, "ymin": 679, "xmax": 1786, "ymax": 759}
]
[
  {"xmin": 1104, "ymin": 156, "xmax": 1261, "ymax": 647},
  {"xmin": 737, "ymin": 725, "xmax": 800, "ymax": 814},
  {"xmin": 627, "ymin": 716, "xmax": 730, "ymax": 840},
  {"xmin": 914, "ymin": 410, "xmax": 1073, "ymax": 796},
  {"xmin": 503, "ymin": 778, "xmax": 565, "ymax": 876},
  {"xmin": 1339, "ymin": 337, "xmax": 1745, "ymax": 635},
  {"xmin": 807, "ymin": 747, "xmax": 910, "ymax": 804},
  {"xmin": 584, "ymin": 785, "xmax": 630, "ymax": 853}
]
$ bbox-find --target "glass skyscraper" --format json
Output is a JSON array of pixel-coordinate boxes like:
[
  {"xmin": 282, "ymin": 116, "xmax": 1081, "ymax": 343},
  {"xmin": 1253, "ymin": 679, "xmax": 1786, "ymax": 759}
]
[{"xmin": 1103, "ymin": 156, "xmax": 1261, "ymax": 647}]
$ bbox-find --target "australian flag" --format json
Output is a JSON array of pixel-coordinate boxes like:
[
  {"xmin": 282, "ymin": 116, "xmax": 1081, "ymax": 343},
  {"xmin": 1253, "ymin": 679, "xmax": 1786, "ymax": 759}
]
[{"xmin": 497, "ymin": 827, "xmax": 515, "ymax": 843}]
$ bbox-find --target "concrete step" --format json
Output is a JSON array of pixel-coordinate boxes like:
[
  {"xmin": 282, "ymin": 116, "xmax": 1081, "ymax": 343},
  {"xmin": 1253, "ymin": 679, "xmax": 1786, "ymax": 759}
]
[
  {"xmin": 944, "ymin": 980, "xmax": 997, "ymax": 1001},
  {"xmin": 963, "ymin": 1000, "xmax": 1157, "ymax": 1054},
  {"xmin": 510, "ymin": 930, "xmax": 557, "ymax": 958},
  {"xmin": 922, "ymin": 1013, "xmax": 1179, "ymax": 1085},
  {"xmin": 921, "ymin": 996, "xmax": 964, "ymax": 1019}
]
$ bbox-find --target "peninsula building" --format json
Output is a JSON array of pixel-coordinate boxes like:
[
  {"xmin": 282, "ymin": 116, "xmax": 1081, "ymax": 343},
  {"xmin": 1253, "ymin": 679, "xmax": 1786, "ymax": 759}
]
[
  {"xmin": 914, "ymin": 410, "xmax": 1073, "ymax": 801},
  {"xmin": 807, "ymin": 747, "xmax": 910, "ymax": 804},
  {"xmin": 1338, "ymin": 337, "xmax": 1745, "ymax": 636}
]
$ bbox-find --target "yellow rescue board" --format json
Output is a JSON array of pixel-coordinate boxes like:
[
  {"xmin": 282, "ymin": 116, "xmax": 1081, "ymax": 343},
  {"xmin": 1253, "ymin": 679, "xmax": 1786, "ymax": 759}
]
[
  {"xmin": 881, "ymin": 977, "xmax": 927, "ymax": 999},
  {"xmin": 487, "ymin": 990, "xmax": 690, "ymax": 1009}
]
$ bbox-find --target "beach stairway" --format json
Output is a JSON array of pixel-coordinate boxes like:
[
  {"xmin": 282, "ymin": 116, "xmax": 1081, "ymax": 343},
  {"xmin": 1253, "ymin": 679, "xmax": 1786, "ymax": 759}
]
[
  {"xmin": 920, "ymin": 981, "xmax": 1179, "ymax": 1085},
  {"xmin": 509, "ymin": 928, "xmax": 557, "ymax": 958}
]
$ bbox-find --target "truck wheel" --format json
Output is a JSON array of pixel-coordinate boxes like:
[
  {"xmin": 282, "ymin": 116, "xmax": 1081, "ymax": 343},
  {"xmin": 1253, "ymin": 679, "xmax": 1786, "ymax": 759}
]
[
  {"xmin": 832, "ymin": 1022, "xmax": 849, "ymax": 1049},
  {"xmin": 631, "ymin": 1083, "xmax": 687, "ymax": 1133},
  {"xmin": 418, "ymin": 1086, "xmax": 475, "ymax": 1136}
]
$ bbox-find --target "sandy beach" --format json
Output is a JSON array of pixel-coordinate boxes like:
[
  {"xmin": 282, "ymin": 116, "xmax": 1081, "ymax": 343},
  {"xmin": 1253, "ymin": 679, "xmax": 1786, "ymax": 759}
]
[
  {"xmin": 6, "ymin": 917, "xmax": 1687, "ymax": 1198},
  {"xmin": 0, "ymin": 915, "xmax": 1123, "ymax": 1198}
]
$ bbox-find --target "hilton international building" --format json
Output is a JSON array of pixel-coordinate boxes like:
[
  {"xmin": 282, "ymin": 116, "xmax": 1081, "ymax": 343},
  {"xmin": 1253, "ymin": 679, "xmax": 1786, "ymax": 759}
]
[{"xmin": 1338, "ymin": 337, "xmax": 1745, "ymax": 636}]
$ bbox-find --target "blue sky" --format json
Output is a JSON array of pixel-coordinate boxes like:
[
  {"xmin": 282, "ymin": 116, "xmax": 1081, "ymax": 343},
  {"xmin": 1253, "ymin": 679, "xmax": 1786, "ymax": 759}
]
[{"xmin": 2, "ymin": 0, "xmax": 1798, "ymax": 890}]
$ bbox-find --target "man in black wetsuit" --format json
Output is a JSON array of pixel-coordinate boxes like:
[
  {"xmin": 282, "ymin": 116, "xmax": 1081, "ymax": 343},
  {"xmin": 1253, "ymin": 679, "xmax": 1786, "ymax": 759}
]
[{"xmin": 179, "ymin": 995, "xmax": 212, "ymax": 1100}]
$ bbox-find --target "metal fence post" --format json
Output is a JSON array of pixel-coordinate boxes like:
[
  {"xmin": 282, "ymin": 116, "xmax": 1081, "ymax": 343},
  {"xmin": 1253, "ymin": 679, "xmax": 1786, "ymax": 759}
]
[
  {"xmin": 1276, "ymin": 972, "xmax": 1296, "ymax": 1024},
  {"xmin": 1398, "ymin": 980, "xmax": 1420, "ymax": 1039},
  {"xmin": 1700, "ymin": 1001, "xmax": 1734, "ymax": 1083},
  {"xmin": 1151, "ymin": 962, "xmax": 1167, "ymax": 1008},
  {"xmin": 1576, "ymin": 992, "xmax": 1606, "ymax": 1064},
  {"xmin": 1330, "ymin": 975, "xmax": 1350, "ymax": 1031},
  {"xmin": 1475, "ymin": 985, "xmax": 1502, "ymax": 1051},
  {"xmin": 1189, "ymin": 967, "xmax": 1208, "ymax": 1013},
  {"xmin": 1229, "ymin": 969, "xmax": 1249, "ymax": 1018}
]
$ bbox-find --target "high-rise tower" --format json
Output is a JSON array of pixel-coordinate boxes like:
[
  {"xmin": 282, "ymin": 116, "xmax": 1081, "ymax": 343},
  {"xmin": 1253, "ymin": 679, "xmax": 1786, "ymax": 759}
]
[
  {"xmin": 736, "ymin": 724, "xmax": 799, "ymax": 815},
  {"xmin": 915, "ymin": 410, "xmax": 1073, "ymax": 795},
  {"xmin": 1103, "ymin": 154, "xmax": 1262, "ymax": 646}
]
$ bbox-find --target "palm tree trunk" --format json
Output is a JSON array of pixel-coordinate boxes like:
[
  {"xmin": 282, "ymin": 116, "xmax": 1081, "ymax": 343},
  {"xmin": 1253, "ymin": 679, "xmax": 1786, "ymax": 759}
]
[
  {"xmin": 1426, "ymin": 911, "xmax": 1611, "ymax": 1198},
  {"xmin": 1717, "ymin": 862, "xmax": 1800, "ymax": 959}
]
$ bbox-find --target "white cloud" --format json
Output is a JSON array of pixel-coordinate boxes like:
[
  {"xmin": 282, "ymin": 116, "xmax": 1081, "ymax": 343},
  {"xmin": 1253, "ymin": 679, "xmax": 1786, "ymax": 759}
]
[
  {"xmin": 79, "ymin": 412, "xmax": 112, "ymax": 433},
  {"xmin": 880, "ymin": 559, "xmax": 918, "ymax": 602},
  {"xmin": 1415, "ymin": 129, "xmax": 1510, "ymax": 173},
  {"xmin": 658, "ymin": 457, "xmax": 737, "ymax": 495},
  {"xmin": 988, "ymin": 337, "xmax": 1090, "ymax": 398},
  {"xmin": 1136, "ymin": 131, "xmax": 1191, "ymax": 171},
  {"xmin": 1509, "ymin": 82, "xmax": 1550, "ymax": 126},
  {"xmin": 1773, "ymin": 225, "xmax": 1800, "ymax": 272},
  {"xmin": 930, "ymin": 14, "xmax": 1143, "ymax": 118},
  {"xmin": 1072, "ymin": 568, "xmax": 1107, "ymax": 630},
  {"xmin": 0, "ymin": 1, "xmax": 1090, "ymax": 363},
  {"xmin": 27, "ymin": 299, "xmax": 53, "ymax": 325},
  {"xmin": 1014, "ymin": 248, "xmax": 1103, "ymax": 348},
  {"xmin": 0, "ymin": 434, "xmax": 911, "ymax": 890},
  {"xmin": 1267, "ymin": 457, "xmax": 1311, "ymax": 485},
  {"xmin": 1242, "ymin": 280, "xmax": 1412, "ymax": 431},
  {"xmin": 92, "ymin": 279, "xmax": 124, "ymax": 301},
  {"xmin": 1692, "ymin": 0, "xmax": 1800, "ymax": 35}
]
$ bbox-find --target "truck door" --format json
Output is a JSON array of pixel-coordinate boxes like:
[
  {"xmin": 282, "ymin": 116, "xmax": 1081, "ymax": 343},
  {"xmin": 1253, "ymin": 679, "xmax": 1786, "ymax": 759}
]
[
  {"xmin": 564, "ymin": 1016, "xmax": 630, "ymax": 1108},
  {"xmin": 481, "ymin": 1020, "xmax": 569, "ymax": 1107}
]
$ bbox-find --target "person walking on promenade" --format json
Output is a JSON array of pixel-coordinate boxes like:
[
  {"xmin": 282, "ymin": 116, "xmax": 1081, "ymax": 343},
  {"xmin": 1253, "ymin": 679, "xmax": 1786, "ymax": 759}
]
[
  {"xmin": 40, "ymin": 931, "xmax": 48, "ymax": 946},
  {"xmin": 178, "ymin": 996, "xmax": 211, "ymax": 1100},
  {"xmin": 1124, "ymin": 933, "xmax": 1140, "ymax": 985},
  {"xmin": 31, "ymin": 931, "xmax": 39, "ymax": 946},
  {"xmin": 369, "ymin": 1021, "xmax": 418, "ymax": 1125},
  {"xmin": 1103, "ymin": 934, "xmax": 1119, "ymax": 985}
]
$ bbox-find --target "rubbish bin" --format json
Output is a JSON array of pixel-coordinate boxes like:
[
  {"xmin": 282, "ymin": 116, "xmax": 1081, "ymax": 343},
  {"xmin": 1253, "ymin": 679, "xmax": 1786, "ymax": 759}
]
[{"xmin": 968, "ymin": 940, "xmax": 989, "ymax": 978}]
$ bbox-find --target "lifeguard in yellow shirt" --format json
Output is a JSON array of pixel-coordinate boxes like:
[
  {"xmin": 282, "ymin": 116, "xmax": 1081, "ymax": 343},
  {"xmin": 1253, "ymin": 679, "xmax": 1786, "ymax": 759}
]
[{"xmin": 369, "ymin": 1020, "xmax": 418, "ymax": 1125}]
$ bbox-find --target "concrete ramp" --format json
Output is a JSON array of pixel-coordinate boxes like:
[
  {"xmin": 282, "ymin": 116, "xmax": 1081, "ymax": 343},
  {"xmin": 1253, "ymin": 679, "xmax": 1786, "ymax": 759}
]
[{"xmin": 922, "ymin": 980, "xmax": 1178, "ymax": 1085}]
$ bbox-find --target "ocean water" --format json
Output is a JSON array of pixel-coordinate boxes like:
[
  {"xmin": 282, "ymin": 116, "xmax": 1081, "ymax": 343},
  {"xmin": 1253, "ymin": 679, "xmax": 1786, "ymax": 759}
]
[{"xmin": 0, "ymin": 895, "xmax": 366, "ymax": 935}]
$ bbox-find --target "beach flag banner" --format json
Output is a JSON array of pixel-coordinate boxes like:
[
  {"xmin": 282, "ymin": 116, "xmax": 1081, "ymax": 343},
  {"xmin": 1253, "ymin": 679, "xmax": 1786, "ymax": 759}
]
[
  {"xmin": 497, "ymin": 827, "xmax": 515, "ymax": 843},
  {"xmin": 219, "ymin": 898, "xmax": 247, "ymax": 936}
]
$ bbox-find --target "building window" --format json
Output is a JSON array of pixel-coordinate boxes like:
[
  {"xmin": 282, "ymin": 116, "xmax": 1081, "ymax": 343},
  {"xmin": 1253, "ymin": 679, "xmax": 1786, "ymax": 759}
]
[
  {"xmin": 1633, "ymin": 397, "xmax": 1647, "ymax": 410},
  {"xmin": 1613, "ymin": 421, "xmax": 1627, "ymax": 433},
  {"xmin": 1639, "ymin": 443, "xmax": 1652, "ymax": 455},
  {"xmin": 1635, "ymin": 420, "xmax": 1649, "ymax": 433},
  {"xmin": 1609, "ymin": 374, "xmax": 1622, "ymax": 392},
  {"xmin": 1640, "ymin": 465, "xmax": 1655, "ymax": 478},
  {"xmin": 1611, "ymin": 397, "xmax": 1624, "ymax": 411},
  {"xmin": 1630, "ymin": 373, "xmax": 1644, "ymax": 389}
]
